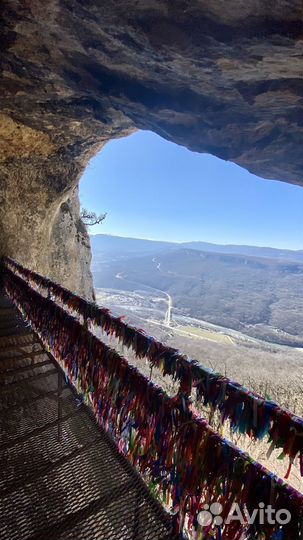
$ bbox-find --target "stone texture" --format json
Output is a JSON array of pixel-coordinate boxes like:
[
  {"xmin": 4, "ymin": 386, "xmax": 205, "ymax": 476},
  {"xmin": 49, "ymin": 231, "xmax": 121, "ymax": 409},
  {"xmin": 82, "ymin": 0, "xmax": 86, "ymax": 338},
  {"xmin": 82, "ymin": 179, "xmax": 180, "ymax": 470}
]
[
  {"xmin": 48, "ymin": 188, "xmax": 95, "ymax": 299},
  {"xmin": 0, "ymin": 1, "xmax": 302, "ymax": 295}
]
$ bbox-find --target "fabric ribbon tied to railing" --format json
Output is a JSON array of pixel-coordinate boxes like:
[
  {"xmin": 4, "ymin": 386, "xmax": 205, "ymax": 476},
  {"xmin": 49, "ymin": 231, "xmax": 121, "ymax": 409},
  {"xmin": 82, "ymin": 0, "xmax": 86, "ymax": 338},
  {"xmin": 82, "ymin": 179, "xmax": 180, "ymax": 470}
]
[
  {"xmin": 3, "ymin": 256, "xmax": 302, "ymax": 476},
  {"xmin": 2, "ymin": 262, "xmax": 303, "ymax": 540}
]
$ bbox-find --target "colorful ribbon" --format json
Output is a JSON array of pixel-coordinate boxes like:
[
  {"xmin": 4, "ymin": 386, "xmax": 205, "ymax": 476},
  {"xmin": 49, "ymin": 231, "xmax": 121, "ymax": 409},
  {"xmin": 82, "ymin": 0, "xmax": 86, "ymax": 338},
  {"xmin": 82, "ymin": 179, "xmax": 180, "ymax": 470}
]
[
  {"xmin": 4, "ymin": 257, "xmax": 302, "ymax": 474},
  {"xmin": 2, "ymin": 264, "xmax": 303, "ymax": 540}
]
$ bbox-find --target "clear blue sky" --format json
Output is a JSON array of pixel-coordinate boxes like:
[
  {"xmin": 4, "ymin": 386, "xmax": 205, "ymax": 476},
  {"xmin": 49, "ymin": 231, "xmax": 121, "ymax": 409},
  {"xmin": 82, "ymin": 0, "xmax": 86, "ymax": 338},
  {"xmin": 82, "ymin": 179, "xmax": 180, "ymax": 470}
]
[{"xmin": 80, "ymin": 130, "xmax": 302, "ymax": 249}]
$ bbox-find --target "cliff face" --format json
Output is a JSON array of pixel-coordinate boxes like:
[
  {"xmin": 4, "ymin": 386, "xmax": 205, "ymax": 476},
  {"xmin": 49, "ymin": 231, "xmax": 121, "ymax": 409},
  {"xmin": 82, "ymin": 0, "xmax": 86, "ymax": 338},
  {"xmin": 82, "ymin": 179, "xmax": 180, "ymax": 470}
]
[{"xmin": 1, "ymin": 1, "xmax": 302, "ymax": 296}]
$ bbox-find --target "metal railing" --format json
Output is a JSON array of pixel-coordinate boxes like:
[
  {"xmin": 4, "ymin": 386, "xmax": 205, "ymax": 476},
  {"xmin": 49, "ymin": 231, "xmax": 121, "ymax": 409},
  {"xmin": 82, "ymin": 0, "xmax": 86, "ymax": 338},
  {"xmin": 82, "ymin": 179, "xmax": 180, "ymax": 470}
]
[
  {"xmin": 2, "ymin": 259, "xmax": 303, "ymax": 540},
  {"xmin": 4, "ymin": 256, "xmax": 302, "ymax": 469}
]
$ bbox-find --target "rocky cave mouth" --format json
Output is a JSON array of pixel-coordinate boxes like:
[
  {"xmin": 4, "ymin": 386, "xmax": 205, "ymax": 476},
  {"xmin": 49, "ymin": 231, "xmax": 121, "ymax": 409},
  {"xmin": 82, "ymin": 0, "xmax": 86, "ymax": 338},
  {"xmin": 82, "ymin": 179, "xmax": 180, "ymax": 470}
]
[
  {"xmin": 1, "ymin": 0, "xmax": 302, "ymax": 297},
  {"xmin": 78, "ymin": 127, "xmax": 301, "ymax": 244},
  {"xmin": 0, "ymin": 4, "xmax": 303, "ymax": 538}
]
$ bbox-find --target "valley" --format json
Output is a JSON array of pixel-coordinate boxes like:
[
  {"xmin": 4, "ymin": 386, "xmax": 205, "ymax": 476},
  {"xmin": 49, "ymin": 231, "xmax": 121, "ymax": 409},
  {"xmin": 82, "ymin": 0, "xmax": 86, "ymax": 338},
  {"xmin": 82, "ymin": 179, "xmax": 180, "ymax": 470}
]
[
  {"xmin": 92, "ymin": 234, "xmax": 303, "ymax": 490},
  {"xmin": 92, "ymin": 235, "xmax": 303, "ymax": 347}
]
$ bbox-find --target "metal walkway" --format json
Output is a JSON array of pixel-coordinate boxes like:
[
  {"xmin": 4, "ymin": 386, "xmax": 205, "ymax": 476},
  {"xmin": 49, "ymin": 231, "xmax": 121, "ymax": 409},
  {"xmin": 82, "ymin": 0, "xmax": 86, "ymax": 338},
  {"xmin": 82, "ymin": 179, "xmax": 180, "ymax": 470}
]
[{"xmin": 0, "ymin": 290, "xmax": 177, "ymax": 540}]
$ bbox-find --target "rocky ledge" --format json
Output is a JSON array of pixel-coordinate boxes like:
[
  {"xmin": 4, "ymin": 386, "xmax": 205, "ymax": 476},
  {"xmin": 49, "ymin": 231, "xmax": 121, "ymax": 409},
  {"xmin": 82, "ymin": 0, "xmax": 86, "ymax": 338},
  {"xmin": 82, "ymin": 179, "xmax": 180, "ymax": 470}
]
[{"xmin": 1, "ymin": 1, "xmax": 302, "ymax": 296}]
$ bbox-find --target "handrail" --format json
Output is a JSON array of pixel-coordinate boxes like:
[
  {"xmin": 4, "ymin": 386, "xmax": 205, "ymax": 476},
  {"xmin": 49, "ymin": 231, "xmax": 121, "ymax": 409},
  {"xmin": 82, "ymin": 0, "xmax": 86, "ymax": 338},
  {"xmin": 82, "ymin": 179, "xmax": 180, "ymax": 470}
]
[
  {"xmin": 2, "ymin": 261, "xmax": 303, "ymax": 540},
  {"xmin": 4, "ymin": 256, "xmax": 302, "ymax": 474}
]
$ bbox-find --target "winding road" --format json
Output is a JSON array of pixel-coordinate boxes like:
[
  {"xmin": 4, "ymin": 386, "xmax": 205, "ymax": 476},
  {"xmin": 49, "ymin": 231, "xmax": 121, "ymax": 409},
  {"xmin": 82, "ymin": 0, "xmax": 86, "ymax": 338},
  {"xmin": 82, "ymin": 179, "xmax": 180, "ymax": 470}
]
[{"xmin": 116, "ymin": 264, "xmax": 173, "ymax": 327}]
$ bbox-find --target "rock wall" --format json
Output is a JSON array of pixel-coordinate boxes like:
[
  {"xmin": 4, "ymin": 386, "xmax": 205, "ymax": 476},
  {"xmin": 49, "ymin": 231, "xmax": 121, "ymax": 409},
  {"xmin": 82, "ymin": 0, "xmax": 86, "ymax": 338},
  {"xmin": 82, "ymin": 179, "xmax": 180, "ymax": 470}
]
[
  {"xmin": 1, "ymin": 1, "xmax": 302, "ymax": 296},
  {"xmin": 0, "ymin": 113, "xmax": 97, "ymax": 297}
]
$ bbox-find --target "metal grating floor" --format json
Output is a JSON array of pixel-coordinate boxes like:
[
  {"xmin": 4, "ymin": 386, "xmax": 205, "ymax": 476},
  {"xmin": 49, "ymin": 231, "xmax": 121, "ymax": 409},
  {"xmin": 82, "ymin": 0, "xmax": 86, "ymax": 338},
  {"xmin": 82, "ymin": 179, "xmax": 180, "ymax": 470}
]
[{"xmin": 0, "ymin": 290, "xmax": 178, "ymax": 540}]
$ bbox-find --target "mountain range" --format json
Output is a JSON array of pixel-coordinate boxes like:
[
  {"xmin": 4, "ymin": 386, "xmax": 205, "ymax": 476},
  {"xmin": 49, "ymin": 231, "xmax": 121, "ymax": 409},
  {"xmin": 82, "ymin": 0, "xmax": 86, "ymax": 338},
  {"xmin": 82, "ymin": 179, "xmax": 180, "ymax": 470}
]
[
  {"xmin": 91, "ymin": 234, "xmax": 303, "ymax": 346},
  {"xmin": 90, "ymin": 234, "xmax": 302, "ymax": 262}
]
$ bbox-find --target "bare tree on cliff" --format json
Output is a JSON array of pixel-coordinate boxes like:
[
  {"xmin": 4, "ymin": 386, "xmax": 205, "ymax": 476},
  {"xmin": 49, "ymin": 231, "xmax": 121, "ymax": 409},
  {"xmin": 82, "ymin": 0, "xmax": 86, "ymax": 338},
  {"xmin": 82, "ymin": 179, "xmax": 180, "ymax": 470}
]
[{"xmin": 80, "ymin": 208, "xmax": 107, "ymax": 227}]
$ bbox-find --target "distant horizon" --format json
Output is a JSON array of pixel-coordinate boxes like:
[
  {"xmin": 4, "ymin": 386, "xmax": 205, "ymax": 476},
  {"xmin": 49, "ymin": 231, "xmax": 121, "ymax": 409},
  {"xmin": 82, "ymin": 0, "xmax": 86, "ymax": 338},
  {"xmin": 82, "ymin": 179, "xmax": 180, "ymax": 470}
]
[
  {"xmin": 90, "ymin": 232, "xmax": 302, "ymax": 252},
  {"xmin": 80, "ymin": 131, "xmax": 303, "ymax": 251}
]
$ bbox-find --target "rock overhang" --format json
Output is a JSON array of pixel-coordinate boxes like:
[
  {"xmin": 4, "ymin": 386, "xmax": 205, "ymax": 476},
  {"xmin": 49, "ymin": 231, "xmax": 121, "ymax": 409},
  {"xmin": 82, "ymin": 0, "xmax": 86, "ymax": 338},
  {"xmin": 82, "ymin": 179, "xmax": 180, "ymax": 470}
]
[{"xmin": 0, "ymin": 0, "xmax": 302, "ymax": 294}]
